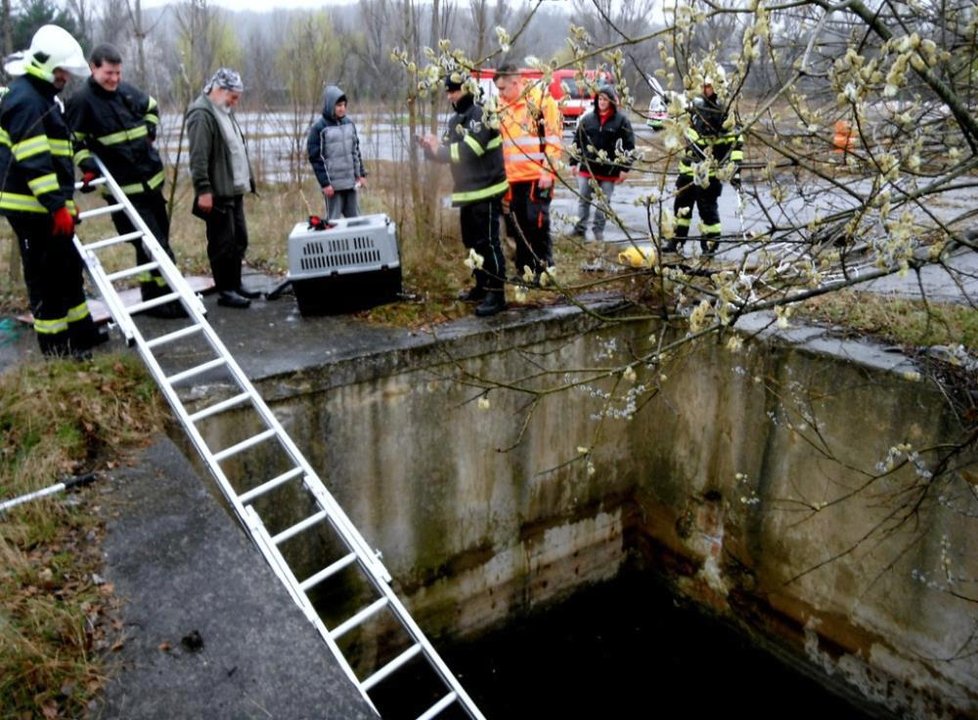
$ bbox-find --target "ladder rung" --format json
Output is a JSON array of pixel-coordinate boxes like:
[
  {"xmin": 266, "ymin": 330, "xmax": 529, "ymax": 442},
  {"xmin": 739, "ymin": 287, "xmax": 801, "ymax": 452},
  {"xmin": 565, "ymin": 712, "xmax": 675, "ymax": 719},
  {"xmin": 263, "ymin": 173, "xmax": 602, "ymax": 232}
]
[
  {"xmin": 106, "ymin": 260, "xmax": 161, "ymax": 283},
  {"xmin": 271, "ymin": 509, "xmax": 328, "ymax": 545},
  {"xmin": 79, "ymin": 229, "xmax": 144, "ymax": 251},
  {"xmin": 78, "ymin": 202, "xmax": 125, "ymax": 220},
  {"xmin": 299, "ymin": 551, "xmax": 358, "ymax": 592},
  {"xmin": 188, "ymin": 391, "xmax": 253, "ymax": 423},
  {"xmin": 329, "ymin": 597, "xmax": 389, "ymax": 641},
  {"xmin": 129, "ymin": 291, "xmax": 182, "ymax": 315},
  {"xmin": 212, "ymin": 428, "xmax": 277, "ymax": 462},
  {"xmin": 237, "ymin": 466, "xmax": 305, "ymax": 504},
  {"xmin": 74, "ymin": 177, "xmax": 106, "ymax": 191},
  {"xmin": 416, "ymin": 691, "xmax": 459, "ymax": 720},
  {"xmin": 361, "ymin": 643, "xmax": 423, "ymax": 691},
  {"xmin": 165, "ymin": 357, "xmax": 227, "ymax": 385},
  {"xmin": 145, "ymin": 323, "xmax": 203, "ymax": 349}
]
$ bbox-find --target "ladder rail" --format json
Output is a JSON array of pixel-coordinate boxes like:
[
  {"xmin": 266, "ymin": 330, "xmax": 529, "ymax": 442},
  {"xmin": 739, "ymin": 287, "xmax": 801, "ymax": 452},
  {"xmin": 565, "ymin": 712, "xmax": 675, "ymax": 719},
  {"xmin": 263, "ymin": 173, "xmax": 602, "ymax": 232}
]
[{"xmin": 73, "ymin": 158, "xmax": 487, "ymax": 720}]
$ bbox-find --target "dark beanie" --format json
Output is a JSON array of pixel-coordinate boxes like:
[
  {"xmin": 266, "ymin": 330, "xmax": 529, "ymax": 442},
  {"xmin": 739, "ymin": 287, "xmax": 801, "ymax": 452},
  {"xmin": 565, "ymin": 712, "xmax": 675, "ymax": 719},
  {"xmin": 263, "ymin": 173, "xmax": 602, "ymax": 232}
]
[{"xmin": 444, "ymin": 70, "xmax": 467, "ymax": 91}]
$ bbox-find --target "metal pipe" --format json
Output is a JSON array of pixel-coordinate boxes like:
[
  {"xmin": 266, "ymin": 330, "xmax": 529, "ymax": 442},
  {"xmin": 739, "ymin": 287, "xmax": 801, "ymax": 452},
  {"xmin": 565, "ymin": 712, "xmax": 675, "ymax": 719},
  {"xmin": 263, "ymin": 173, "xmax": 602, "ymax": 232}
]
[{"xmin": 0, "ymin": 473, "xmax": 97, "ymax": 513}]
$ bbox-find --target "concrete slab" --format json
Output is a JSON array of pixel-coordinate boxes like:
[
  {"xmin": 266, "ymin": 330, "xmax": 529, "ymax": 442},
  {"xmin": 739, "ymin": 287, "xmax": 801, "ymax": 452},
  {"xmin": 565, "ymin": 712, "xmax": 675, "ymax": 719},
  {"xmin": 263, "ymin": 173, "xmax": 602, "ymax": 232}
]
[{"xmin": 93, "ymin": 434, "xmax": 376, "ymax": 720}]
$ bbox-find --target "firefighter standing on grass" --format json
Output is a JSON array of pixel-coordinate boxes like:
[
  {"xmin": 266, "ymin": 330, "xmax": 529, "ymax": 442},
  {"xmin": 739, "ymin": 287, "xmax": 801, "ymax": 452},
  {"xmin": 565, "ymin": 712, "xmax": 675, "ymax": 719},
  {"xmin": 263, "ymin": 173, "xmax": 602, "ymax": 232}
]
[
  {"xmin": 0, "ymin": 25, "xmax": 105, "ymax": 359},
  {"xmin": 419, "ymin": 71, "xmax": 510, "ymax": 317},
  {"xmin": 493, "ymin": 63, "xmax": 563, "ymax": 284},
  {"xmin": 65, "ymin": 43, "xmax": 186, "ymax": 319},
  {"xmin": 665, "ymin": 65, "xmax": 744, "ymax": 259}
]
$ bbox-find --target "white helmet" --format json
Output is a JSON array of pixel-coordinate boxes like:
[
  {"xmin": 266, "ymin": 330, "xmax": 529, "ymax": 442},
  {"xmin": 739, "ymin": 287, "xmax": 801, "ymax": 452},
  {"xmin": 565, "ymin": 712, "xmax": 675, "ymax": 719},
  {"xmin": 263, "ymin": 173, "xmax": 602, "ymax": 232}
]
[
  {"xmin": 703, "ymin": 64, "xmax": 726, "ymax": 87},
  {"xmin": 21, "ymin": 25, "xmax": 89, "ymax": 82}
]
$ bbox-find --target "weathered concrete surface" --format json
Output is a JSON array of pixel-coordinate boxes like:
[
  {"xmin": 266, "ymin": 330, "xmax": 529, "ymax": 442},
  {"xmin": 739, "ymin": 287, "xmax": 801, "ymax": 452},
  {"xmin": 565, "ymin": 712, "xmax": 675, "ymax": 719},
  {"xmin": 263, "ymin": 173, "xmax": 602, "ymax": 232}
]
[
  {"xmin": 155, "ymin": 276, "xmax": 976, "ymax": 720},
  {"xmin": 91, "ymin": 433, "xmax": 376, "ymax": 720}
]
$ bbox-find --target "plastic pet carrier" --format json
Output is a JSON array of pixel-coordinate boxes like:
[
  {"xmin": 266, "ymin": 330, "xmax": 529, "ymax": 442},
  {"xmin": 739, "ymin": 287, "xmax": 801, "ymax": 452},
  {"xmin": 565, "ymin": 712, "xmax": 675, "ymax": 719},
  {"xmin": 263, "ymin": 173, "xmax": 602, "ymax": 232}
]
[{"xmin": 286, "ymin": 214, "xmax": 402, "ymax": 315}]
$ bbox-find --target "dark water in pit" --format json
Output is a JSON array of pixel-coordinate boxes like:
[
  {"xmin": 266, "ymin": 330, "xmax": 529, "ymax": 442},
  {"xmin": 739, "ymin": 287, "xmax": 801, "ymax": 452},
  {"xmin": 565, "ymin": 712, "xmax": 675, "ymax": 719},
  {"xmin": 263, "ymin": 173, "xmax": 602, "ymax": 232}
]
[{"xmin": 432, "ymin": 570, "xmax": 890, "ymax": 720}]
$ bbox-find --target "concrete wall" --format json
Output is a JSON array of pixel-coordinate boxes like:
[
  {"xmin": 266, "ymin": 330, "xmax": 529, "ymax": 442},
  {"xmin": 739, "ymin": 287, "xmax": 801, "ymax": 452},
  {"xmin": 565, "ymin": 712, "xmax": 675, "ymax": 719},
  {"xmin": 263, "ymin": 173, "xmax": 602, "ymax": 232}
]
[{"xmin": 185, "ymin": 307, "xmax": 978, "ymax": 719}]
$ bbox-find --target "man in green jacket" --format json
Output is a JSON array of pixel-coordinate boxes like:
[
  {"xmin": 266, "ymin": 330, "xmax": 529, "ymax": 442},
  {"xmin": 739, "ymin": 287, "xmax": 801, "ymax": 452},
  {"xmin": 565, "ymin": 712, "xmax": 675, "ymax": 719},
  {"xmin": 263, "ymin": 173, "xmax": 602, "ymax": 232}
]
[{"xmin": 186, "ymin": 67, "xmax": 257, "ymax": 309}]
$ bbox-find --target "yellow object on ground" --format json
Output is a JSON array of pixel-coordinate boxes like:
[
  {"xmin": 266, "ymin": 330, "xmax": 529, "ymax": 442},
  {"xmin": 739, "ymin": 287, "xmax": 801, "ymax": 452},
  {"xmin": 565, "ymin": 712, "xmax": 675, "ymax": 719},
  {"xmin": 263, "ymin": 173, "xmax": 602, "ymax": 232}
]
[{"xmin": 618, "ymin": 245, "xmax": 657, "ymax": 268}]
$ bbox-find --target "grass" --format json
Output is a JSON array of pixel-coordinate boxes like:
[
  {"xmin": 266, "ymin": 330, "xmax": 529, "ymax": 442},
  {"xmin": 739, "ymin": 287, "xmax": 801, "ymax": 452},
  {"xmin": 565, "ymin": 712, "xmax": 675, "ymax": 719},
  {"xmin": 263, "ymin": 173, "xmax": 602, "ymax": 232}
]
[
  {"xmin": 796, "ymin": 290, "xmax": 978, "ymax": 354},
  {"xmin": 0, "ymin": 354, "xmax": 168, "ymax": 719}
]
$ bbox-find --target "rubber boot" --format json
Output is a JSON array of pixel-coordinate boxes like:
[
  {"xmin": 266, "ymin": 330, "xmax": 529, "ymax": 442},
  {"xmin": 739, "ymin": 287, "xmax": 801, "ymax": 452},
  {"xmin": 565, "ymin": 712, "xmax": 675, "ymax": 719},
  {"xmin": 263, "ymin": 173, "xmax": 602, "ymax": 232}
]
[{"xmin": 475, "ymin": 291, "xmax": 507, "ymax": 317}]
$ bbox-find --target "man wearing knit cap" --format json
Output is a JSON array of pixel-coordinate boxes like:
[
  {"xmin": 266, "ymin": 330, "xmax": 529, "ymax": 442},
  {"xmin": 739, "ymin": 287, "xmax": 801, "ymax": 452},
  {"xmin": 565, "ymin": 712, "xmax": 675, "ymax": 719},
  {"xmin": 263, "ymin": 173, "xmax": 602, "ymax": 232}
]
[
  {"xmin": 419, "ymin": 70, "xmax": 510, "ymax": 316},
  {"xmin": 187, "ymin": 67, "xmax": 258, "ymax": 309}
]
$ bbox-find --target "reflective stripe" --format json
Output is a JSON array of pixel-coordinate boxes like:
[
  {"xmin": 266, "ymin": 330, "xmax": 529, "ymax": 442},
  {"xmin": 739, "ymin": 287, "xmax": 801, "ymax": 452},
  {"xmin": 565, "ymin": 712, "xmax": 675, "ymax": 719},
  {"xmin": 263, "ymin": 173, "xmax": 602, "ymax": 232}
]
[
  {"xmin": 35, "ymin": 316, "xmax": 69, "ymax": 335},
  {"xmin": 99, "ymin": 124, "xmax": 149, "ymax": 146},
  {"xmin": 504, "ymin": 148, "xmax": 547, "ymax": 162},
  {"xmin": 0, "ymin": 192, "xmax": 74, "ymax": 213},
  {"xmin": 74, "ymin": 148, "xmax": 92, "ymax": 164},
  {"xmin": 486, "ymin": 136, "xmax": 502, "ymax": 150},
  {"xmin": 12, "ymin": 134, "xmax": 51, "ymax": 161},
  {"xmin": 701, "ymin": 222, "xmax": 722, "ymax": 234},
  {"xmin": 49, "ymin": 138, "xmax": 71, "ymax": 157},
  {"xmin": 463, "ymin": 134, "xmax": 485, "ymax": 157},
  {"xmin": 675, "ymin": 217, "xmax": 692, "ymax": 228},
  {"xmin": 451, "ymin": 178, "xmax": 509, "ymax": 204},
  {"xmin": 28, "ymin": 173, "xmax": 59, "ymax": 195},
  {"xmin": 449, "ymin": 143, "xmax": 460, "ymax": 163},
  {"xmin": 67, "ymin": 302, "xmax": 91, "ymax": 323},
  {"xmin": 504, "ymin": 136, "xmax": 543, "ymax": 149},
  {"xmin": 118, "ymin": 170, "xmax": 165, "ymax": 195},
  {"xmin": 0, "ymin": 128, "xmax": 9, "ymax": 145},
  {"xmin": 0, "ymin": 191, "xmax": 47, "ymax": 212}
]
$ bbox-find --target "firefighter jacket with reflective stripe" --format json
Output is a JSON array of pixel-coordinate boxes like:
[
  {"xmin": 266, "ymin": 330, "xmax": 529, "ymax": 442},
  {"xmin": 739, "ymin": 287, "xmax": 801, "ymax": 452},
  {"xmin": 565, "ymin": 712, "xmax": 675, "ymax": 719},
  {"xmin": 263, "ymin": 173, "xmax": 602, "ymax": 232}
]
[
  {"xmin": 65, "ymin": 77, "xmax": 164, "ymax": 196},
  {"xmin": 498, "ymin": 83, "xmax": 562, "ymax": 184},
  {"xmin": 678, "ymin": 93, "xmax": 743, "ymax": 177},
  {"xmin": 426, "ymin": 92, "xmax": 508, "ymax": 207},
  {"xmin": 0, "ymin": 74, "xmax": 77, "ymax": 216}
]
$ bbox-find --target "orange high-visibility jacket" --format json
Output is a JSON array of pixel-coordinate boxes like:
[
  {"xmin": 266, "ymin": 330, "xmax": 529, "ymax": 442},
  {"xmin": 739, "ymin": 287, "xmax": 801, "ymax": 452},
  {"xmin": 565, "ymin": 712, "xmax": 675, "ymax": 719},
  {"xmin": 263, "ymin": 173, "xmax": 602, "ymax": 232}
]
[{"xmin": 498, "ymin": 83, "xmax": 562, "ymax": 184}]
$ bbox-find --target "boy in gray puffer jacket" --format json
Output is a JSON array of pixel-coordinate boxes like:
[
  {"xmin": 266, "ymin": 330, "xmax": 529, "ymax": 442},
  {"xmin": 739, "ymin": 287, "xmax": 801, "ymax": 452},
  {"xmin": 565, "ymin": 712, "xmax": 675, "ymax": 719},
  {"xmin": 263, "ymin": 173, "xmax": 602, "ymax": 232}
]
[{"xmin": 307, "ymin": 84, "xmax": 367, "ymax": 219}]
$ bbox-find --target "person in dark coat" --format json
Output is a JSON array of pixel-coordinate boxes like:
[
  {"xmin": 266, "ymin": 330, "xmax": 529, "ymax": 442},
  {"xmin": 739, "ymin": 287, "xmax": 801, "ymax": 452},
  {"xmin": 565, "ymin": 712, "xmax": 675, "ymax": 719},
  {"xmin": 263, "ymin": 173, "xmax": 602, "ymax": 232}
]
[
  {"xmin": 0, "ymin": 25, "xmax": 105, "ymax": 358},
  {"xmin": 186, "ymin": 67, "xmax": 258, "ymax": 309},
  {"xmin": 307, "ymin": 84, "xmax": 367, "ymax": 220},
  {"xmin": 666, "ymin": 66, "xmax": 743, "ymax": 259},
  {"xmin": 66, "ymin": 43, "xmax": 185, "ymax": 318},
  {"xmin": 569, "ymin": 82, "xmax": 635, "ymax": 242},
  {"xmin": 419, "ymin": 71, "xmax": 510, "ymax": 317}
]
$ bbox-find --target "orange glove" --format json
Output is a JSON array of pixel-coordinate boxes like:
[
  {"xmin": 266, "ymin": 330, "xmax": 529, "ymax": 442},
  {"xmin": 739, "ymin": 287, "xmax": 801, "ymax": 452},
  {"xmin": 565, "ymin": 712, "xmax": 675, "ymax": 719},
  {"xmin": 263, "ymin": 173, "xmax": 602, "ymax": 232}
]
[{"xmin": 51, "ymin": 207, "xmax": 75, "ymax": 237}]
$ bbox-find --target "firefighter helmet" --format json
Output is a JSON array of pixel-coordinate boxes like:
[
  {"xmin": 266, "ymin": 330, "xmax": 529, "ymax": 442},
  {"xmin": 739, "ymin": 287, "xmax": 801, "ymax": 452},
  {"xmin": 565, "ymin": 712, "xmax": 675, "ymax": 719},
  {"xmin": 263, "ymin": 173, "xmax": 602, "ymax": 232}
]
[
  {"xmin": 25, "ymin": 25, "xmax": 90, "ymax": 82},
  {"xmin": 703, "ymin": 64, "xmax": 727, "ymax": 88}
]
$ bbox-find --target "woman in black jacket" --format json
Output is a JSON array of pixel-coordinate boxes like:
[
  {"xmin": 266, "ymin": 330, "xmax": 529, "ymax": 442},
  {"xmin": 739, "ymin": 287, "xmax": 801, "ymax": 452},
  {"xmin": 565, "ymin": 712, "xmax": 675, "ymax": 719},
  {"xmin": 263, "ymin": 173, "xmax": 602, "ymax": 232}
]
[{"xmin": 569, "ymin": 83, "xmax": 635, "ymax": 242}]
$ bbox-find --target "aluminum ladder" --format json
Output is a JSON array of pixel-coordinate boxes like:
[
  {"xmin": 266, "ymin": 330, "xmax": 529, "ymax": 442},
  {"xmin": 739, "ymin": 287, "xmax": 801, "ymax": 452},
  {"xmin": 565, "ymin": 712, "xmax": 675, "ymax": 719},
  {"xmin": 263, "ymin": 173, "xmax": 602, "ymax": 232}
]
[{"xmin": 73, "ymin": 157, "xmax": 486, "ymax": 720}]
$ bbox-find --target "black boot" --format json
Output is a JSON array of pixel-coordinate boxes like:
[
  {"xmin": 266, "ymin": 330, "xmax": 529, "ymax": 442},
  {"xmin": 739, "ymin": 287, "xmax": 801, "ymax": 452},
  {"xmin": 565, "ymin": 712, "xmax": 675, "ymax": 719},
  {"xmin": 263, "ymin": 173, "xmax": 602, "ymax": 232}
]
[
  {"xmin": 475, "ymin": 291, "xmax": 507, "ymax": 317},
  {"xmin": 457, "ymin": 285, "xmax": 488, "ymax": 303}
]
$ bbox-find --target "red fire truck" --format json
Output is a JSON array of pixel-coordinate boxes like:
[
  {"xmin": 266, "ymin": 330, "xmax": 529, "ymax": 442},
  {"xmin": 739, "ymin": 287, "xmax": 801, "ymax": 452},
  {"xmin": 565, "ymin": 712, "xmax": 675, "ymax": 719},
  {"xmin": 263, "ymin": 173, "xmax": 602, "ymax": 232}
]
[{"xmin": 547, "ymin": 68, "xmax": 612, "ymax": 127}]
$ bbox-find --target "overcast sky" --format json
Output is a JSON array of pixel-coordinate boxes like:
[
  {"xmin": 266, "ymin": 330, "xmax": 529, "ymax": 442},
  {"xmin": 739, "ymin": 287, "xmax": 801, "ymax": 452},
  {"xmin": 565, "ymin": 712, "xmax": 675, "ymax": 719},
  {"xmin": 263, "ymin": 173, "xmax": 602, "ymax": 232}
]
[{"xmin": 141, "ymin": 0, "xmax": 359, "ymax": 9}]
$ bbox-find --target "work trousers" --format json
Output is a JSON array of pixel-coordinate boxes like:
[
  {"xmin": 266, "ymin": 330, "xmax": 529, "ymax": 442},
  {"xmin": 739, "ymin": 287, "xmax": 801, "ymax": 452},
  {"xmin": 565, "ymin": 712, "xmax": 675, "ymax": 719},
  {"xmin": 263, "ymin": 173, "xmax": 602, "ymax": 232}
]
[
  {"xmin": 109, "ymin": 189, "xmax": 176, "ymax": 299},
  {"xmin": 504, "ymin": 180, "xmax": 552, "ymax": 279},
  {"xmin": 8, "ymin": 213, "xmax": 100, "ymax": 357},
  {"xmin": 460, "ymin": 197, "xmax": 505, "ymax": 292},
  {"xmin": 673, "ymin": 174, "xmax": 723, "ymax": 251},
  {"xmin": 204, "ymin": 195, "xmax": 249, "ymax": 293},
  {"xmin": 574, "ymin": 175, "xmax": 618, "ymax": 236}
]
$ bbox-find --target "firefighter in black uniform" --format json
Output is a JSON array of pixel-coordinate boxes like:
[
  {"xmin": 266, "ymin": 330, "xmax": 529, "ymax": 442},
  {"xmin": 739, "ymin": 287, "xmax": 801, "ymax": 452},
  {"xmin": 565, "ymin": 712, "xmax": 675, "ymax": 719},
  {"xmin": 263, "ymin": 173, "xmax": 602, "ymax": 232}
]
[
  {"xmin": 0, "ymin": 25, "xmax": 105, "ymax": 358},
  {"xmin": 666, "ymin": 65, "xmax": 744, "ymax": 259},
  {"xmin": 66, "ymin": 43, "xmax": 185, "ymax": 318},
  {"xmin": 419, "ymin": 71, "xmax": 511, "ymax": 317}
]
